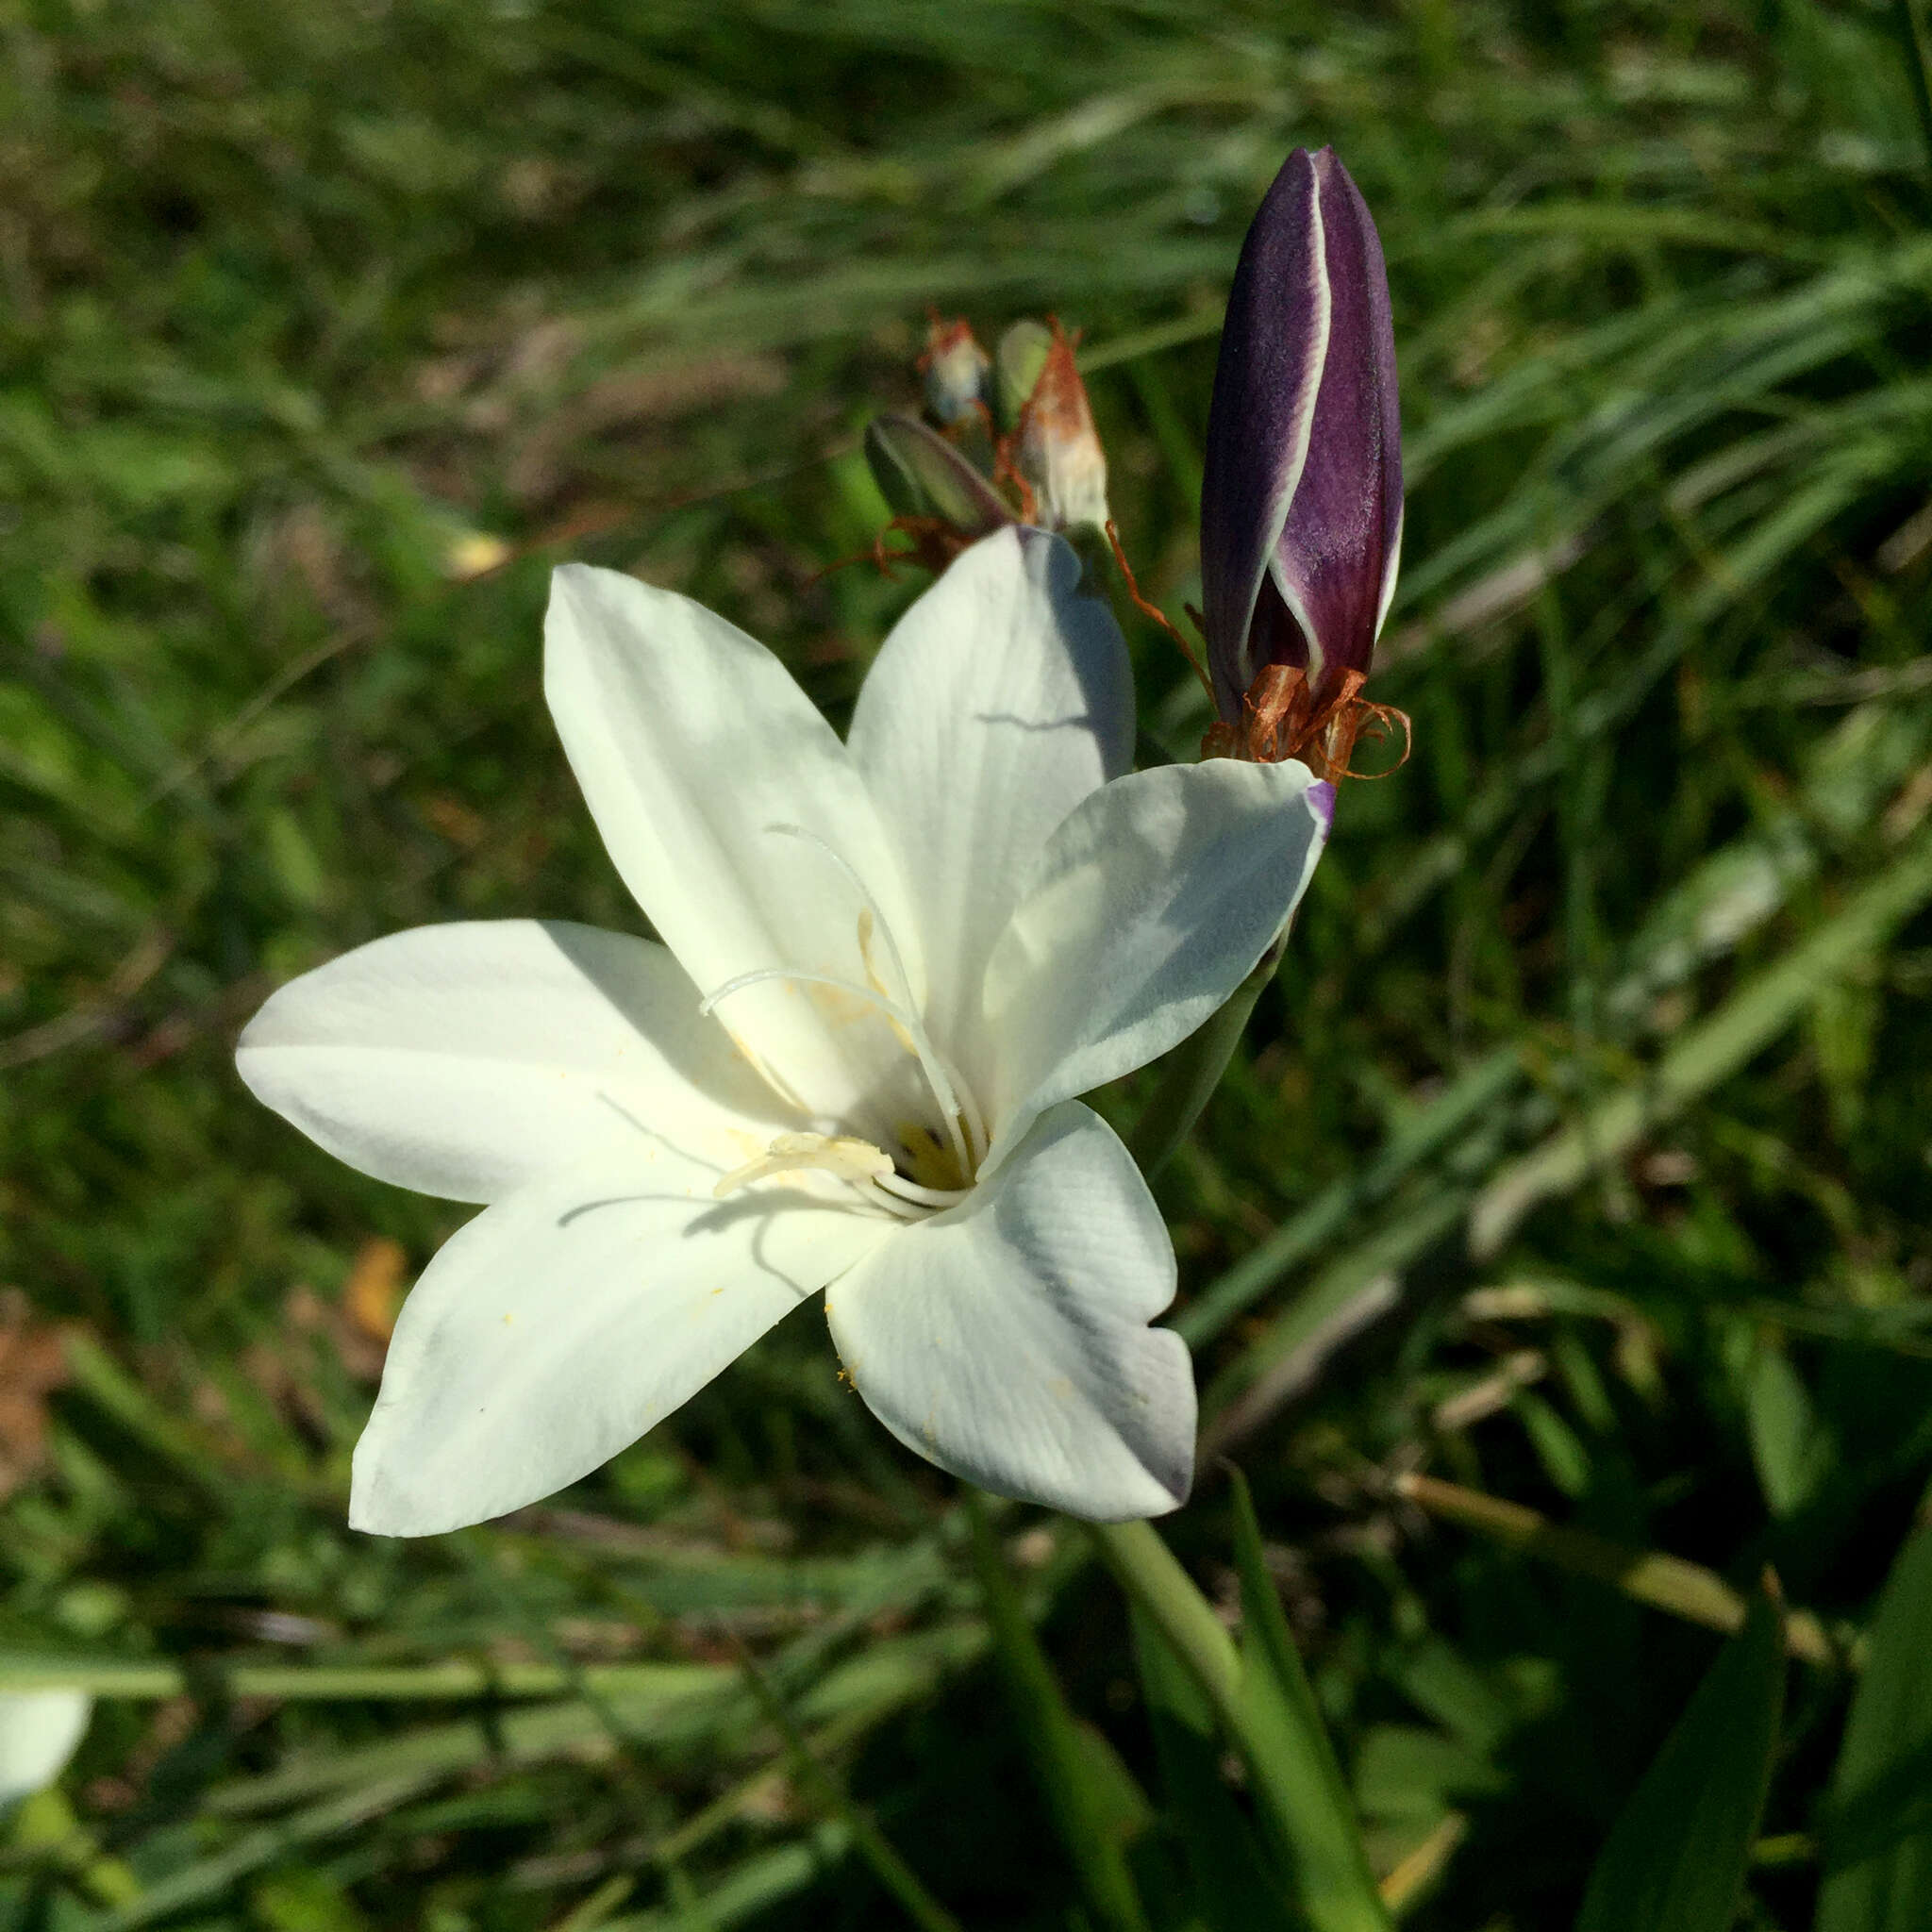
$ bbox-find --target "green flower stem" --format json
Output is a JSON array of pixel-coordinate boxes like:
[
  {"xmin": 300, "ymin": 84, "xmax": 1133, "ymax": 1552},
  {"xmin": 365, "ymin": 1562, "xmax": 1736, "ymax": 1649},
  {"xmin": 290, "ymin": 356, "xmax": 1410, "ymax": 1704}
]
[
  {"xmin": 1090, "ymin": 1518, "xmax": 1392, "ymax": 1932},
  {"xmin": 1126, "ymin": 939, "xmax": 1278, "ymax": 1178},
  {"xmin": 968, "ymin": 1496, "xmax": 1154, "ymax": 1932},
  {"xmin": 1088, "ymin": 1520, "xmax": 1242, "ymax": 1708}
]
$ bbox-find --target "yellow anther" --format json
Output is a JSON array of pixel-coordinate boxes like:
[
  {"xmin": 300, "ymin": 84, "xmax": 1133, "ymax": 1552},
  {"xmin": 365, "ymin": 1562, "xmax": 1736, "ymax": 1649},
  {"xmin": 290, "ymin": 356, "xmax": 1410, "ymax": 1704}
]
[{"xmin": 713, "ymin": 1132, "xmax": 896, "ymax": 1199}]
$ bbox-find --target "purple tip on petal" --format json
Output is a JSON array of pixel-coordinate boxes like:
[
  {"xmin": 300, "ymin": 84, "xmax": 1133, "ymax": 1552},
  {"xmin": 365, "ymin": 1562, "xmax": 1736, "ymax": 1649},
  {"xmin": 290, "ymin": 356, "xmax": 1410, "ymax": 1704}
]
[
  {"xmin": 1306, "ymin": 779, "xmax": 1337, "ymax": 834},
  {"xmin": 1199, "ymin": 147, "xmax": 1402, "ymax": 734}
]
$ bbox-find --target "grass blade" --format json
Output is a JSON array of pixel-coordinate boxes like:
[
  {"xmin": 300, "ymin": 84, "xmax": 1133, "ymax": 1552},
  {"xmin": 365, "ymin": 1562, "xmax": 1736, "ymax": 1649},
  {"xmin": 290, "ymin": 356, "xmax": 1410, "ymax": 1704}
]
[
  {"xmin": 1225, "ymin": 1470, "xmax": 1392, "ymax": 1932},
  {"xmin": 965, "ymin": 1495, "xmax": 1152, "ymax": 1932},
  {"xmin": 1092, "ymin": 1514, "xmax": 1390, "ymax": 1928},
  {"xmin": 1130, "ymin": 1604, "xmax": 1293, "ymax": 1932},
  {"xmin": 1472, "ymin": 824, "xmax": 1932, "ymax": 1258},
  {"xmin": 1395, "ymin": 1474, "xmax": 1838, "ymax": 1664},
  {"xmin": 730, "ymin": 1644, "xmax": 962, "ymax": 1932},
  {"xmin": 1818, "ymin": 1527, "xmax": 1932, "ymax": 1930},
  {"xmin": 1574, "ymin": 1585, "xmax": 1786, "ymax": 1932}
]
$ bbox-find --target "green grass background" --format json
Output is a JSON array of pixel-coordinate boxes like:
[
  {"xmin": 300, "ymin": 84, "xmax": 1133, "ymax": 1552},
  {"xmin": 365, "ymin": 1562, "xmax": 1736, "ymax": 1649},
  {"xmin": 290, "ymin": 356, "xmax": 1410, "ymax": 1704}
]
[{"xmin": 5, "ymin": 0, "xmax": 1932, "ymax": 1925}]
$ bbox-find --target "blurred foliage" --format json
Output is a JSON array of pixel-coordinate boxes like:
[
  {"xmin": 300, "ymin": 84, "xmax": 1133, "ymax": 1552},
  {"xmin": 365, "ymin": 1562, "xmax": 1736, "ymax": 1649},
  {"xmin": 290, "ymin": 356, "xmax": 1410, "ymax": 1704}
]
[{"xmin": 4, "ymin": 0, "xmax": 1932, "ymax": 1925}]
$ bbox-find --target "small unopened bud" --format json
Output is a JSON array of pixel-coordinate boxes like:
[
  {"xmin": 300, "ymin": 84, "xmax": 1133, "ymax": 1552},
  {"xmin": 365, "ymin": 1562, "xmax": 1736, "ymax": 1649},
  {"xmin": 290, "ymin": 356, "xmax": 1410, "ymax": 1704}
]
[
  {"xmin": 865, "ymin": 413, "xmax": 1013, "ymax": 537},
  {"xmin": 919, "ymin": 316, "xmax": 991, "ymax": 428},
  {"xmin": 1009, "ymin": 319, "xmax": 1110, "ymax": 535},
  {"xmin": 862, "ymin": 412, "xmax": 1014, "ymax": 572},
  {"xmin": 1200, "ymin": 147, "xmax": 1402, "ymax": 733},
  {"xmin": 993, "ymin": 319, "xmax": 1054, "ymax": 432}
]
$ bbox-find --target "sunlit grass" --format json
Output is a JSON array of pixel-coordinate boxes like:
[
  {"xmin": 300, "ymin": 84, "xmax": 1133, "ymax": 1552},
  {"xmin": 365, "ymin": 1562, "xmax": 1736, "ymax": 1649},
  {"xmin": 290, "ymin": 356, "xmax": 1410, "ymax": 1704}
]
[{"xmin": 4, "ymin": 2, "xmax": 1932, "ymax": 1925}]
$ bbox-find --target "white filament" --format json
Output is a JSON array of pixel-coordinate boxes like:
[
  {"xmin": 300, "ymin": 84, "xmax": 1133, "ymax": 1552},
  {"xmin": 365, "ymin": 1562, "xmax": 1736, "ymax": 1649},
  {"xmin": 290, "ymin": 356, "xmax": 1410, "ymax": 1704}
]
[
  {"xmin": 710, "ymin": 1130, "xmax": 968, "ymax": 1219},
  {"xmin": 702, "ymin": 822, "xmax": 986, "ymax": 1177},
  {"xmin": 699, "ymin": 962, "xmax": 977, "ymax": 1183}
]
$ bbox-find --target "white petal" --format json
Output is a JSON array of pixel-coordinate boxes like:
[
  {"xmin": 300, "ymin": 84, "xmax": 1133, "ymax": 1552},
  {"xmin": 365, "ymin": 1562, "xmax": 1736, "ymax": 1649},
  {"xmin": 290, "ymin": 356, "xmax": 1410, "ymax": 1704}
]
[
  {"xmin": 826, "ymin": 1103, "xmax": 1192, "ymax": 1519},
  {"xmin": 350, "ymin": 1157, "xmax": 891, "ymax": 1535},
  {"xmin": 238, "ymin": 921, "xmax": 788, "ymax": 1204},
  {"xmin": 0, "ymin": 1690, "xmax": 90, "ymax": 1806},
  {"xmin": 982, "ymin": 760, "xmax": 1330, "ymax": 1156},
  {"xmin": 543, "ymin": 564, "xmax": 927, "ymax": 1141},
  {"xmin": 848, "ymin": 528, "xmax": 1133, "ymax": 1103}
]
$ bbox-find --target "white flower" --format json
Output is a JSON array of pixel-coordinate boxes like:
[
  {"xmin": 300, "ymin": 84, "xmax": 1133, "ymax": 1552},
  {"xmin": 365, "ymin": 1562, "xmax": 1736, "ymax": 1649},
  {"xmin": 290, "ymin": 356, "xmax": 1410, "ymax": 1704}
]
[
  {"xmin": 238, "ymin": 528, "xmax": 1330, "ymax": 1534},
  {"xmin": 0, "ymin": 1690, "xmax": 91, "ymax": 1807}
]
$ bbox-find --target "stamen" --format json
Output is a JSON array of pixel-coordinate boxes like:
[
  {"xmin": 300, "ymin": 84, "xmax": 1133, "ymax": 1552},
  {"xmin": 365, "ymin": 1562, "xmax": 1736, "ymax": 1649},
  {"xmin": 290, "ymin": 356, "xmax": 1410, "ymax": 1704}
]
[
  {"xmin": 714, "ymin": 1132, "xmax": 893, "ymax": 1199},
  {"xmin": 700, "ymin": 963, "xmax": 977, "ymax": 1182},
  {"xmin": 733, "ymin": 824, "xmax": 982, "ymax": 1182},
  {"xmin": 857, "ymin": 909, "xmax": 918, "ymax": 1056},
  {"xmin": 766, "ymin": 825, "xmax": 919, "ymax": 1008},
  {"xmin": 698, "ymin": 966, "xmax": 913, "ymax": 1044},
  {"xmin": 710, "ymin": 1130, "xmax": 929, "ymax": 1223},
  {"xmin": 953, "ymin": 1074, "xmax": 989, "ymax": 1169},
  {"xmin": 874, "ymin": 1171, "xmax": 971, "ymax": 1211}
]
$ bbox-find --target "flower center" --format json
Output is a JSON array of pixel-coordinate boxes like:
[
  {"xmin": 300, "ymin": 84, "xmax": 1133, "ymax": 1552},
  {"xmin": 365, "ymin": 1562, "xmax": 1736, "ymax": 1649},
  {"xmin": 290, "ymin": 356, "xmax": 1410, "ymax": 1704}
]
[{"xmin": 701, "ymin": 826, "xmax": 985, "ymax": 1218}]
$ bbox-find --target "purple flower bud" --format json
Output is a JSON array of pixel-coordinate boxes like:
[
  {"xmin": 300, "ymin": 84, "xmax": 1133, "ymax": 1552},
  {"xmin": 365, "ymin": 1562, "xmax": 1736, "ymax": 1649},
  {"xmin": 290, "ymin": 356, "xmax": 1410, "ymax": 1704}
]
[{"xmin": 1200, "ymin": 147, "xmax": 1402, "ymax": 730}]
